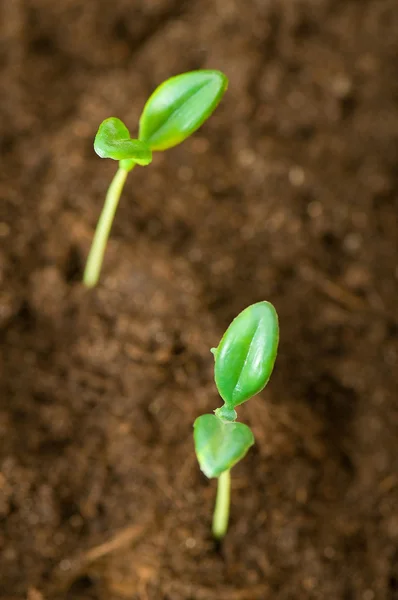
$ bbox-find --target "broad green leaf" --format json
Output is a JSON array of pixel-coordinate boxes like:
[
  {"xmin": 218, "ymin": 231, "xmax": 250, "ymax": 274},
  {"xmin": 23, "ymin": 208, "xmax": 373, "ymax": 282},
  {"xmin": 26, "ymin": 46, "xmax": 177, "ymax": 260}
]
[
  {"xmin": 193, "ymin": 414, "xmax": 254, "ymax": 479},
  {"xmin": 138, "ymin": 70, "xmax": 228, "ymax": 151},
  {"xmin": 94, "ymin": 118, "xmax": 152, "ymax": 165},
  {"xmin": 213, "ymin": 302, "xmax": 279, "ymax": 409}
]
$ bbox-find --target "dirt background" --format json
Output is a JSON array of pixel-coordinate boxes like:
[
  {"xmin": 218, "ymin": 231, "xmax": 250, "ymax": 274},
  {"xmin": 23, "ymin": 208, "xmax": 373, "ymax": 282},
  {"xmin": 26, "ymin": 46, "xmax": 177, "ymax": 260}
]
[{"xmin": 1, "ymin": 0, "xmax": 398, "ymax": 599}]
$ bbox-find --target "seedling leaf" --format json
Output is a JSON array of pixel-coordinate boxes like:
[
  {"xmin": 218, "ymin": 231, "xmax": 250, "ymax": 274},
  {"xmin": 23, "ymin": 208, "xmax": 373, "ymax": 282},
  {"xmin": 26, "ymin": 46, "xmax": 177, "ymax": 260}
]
[
  {"xmin": 94, "ymin": 118, "xmax": 152, "ymax": 165},
  {"xmin": 139, "ymin": 70, "xmax": 228, "ymax": 151},
  {"xmin": 193, "ymin": 414, "xmax": 254, "ymax": 479},
  {"xmin": 213, "ymin": 301, "xmax": 279, "ymax": 409}
]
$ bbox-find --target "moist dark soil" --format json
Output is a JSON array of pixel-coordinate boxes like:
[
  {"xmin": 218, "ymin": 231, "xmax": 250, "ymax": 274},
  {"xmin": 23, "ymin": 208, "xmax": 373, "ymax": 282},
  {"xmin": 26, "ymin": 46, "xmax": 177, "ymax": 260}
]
[{"xmin": 1, "ymin": 1, "xmax": 398, "ymax": 599}]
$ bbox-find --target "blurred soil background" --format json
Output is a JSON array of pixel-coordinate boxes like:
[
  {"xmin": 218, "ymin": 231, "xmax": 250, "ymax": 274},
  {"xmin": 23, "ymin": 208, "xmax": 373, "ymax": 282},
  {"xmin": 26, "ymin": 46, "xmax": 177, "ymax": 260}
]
[{"xmin": 0, "ymin": 0, "xmax": 398, "ymax": 599}]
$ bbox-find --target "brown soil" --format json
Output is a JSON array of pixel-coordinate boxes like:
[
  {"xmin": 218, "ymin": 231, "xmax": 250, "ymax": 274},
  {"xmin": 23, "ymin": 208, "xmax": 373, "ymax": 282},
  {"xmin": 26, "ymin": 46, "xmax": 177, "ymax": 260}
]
[{"xmin": 1, "ymin": 1, "xmax": 398, "ymax": 599}]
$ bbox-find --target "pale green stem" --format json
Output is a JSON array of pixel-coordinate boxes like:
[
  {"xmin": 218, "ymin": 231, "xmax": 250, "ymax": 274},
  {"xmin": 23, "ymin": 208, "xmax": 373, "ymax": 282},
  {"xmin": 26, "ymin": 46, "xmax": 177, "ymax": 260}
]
[
  {"xmin": 83, "ymin": 166, "xmax": 132, "ymax": 288},
  {"xmin": 212, "ymin": 469, "xmax": 231, "ymax": 539}
]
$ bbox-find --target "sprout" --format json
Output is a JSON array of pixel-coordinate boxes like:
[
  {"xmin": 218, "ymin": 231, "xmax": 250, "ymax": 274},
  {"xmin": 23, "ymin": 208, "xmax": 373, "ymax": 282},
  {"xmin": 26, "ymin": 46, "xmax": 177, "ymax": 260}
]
[
  {"xmin": 83, "ymin": 70, "xmax": 228, "ymax": 288},
  {"xmin": 194, "ymin": 302, "xmax": 279, "ymax": 539}
]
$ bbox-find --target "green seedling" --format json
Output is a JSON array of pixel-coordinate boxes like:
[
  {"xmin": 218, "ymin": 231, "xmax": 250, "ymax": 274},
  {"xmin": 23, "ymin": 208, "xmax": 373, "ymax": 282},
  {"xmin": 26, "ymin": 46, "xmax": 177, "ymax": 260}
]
[
  {"xmin": 194, "ymin": 301, "xmax": 279, "ymax": 539},
  {"xmin": 83, "ymin": 70, "xmax": 228, "ymax": 288}
]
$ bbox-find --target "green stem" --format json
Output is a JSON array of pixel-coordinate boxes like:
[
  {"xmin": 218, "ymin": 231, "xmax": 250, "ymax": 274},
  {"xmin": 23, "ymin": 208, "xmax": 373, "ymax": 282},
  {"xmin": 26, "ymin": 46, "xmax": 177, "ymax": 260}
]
[
  {"xmin": 83, "ymin": 166, "xmax": 132, "ymax": 288},
  {"xmin": 212, "ymin": 469, "xmax": 231, "ymax": 539}
]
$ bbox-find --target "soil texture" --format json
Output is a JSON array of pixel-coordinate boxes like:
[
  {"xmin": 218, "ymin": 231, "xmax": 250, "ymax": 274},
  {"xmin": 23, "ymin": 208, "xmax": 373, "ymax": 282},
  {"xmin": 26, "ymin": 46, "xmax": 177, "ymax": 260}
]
[{"xmin": 1, "ymin": 1, "xmax": 398, "ymax": 599}]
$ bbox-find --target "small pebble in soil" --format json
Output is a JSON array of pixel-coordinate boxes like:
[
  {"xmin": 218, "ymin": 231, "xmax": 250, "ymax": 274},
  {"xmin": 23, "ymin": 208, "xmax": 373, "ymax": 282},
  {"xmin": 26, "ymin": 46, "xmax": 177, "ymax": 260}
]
[
  {"xmin": 289, "ymin": 166, "xmax": 305, "ymax": 187},
  {"xmin": 307, "ymin": 201, "xmax": 323, "ymax": 218}
]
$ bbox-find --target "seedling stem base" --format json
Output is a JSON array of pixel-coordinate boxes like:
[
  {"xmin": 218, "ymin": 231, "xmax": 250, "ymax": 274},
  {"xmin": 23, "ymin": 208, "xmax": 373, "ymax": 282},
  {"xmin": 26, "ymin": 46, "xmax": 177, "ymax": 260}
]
[{"xmin": 212, "ymin": 469, "xmax": 231, "ymax": 539}]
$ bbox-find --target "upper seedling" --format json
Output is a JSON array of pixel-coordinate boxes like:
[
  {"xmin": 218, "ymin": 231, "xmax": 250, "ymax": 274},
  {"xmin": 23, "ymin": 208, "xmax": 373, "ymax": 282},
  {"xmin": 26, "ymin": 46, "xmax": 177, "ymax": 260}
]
[
  {"xmin": 193, "ymin": 301, "xmax": 279, "ymax": 538},
  {"xmin": 83, "ymin": 70, "xmax": 228, "ymax": 288}
]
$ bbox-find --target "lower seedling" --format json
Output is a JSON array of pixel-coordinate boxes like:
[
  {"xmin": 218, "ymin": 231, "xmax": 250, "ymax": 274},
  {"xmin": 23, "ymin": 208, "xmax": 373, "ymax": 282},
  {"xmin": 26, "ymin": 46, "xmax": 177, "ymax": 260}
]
[
  {"xmin": 83, "ymin": 70, "xmax": 228, "ymax": 288},
  {"xmin": 194, "ymin": 301, "xmax": 279, "ymax": 539}
]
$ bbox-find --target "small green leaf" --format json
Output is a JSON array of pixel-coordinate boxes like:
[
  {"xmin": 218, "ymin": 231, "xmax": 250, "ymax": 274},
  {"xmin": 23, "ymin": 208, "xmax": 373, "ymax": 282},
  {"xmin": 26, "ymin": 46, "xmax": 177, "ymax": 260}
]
[
  {"xmin": 94, "ymin": 118, "xmax": 152, "ymax": 165},
  {"xmin": 213, "ymin": 302, "xmax": 279, "ymax": 409},
  {"xmin": 193, "ymin": 414, "xmax": 254, "ymax": 479},
  {"xmin": 138, "ymin": 70, "xmax": 228, "ymax": 151}
]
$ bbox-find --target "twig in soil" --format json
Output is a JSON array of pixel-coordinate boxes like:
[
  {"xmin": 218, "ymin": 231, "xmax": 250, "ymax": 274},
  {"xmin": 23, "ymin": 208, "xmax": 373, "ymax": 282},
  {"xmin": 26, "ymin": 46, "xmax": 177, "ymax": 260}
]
[
  {"xmin": 109, "ymin": 579, "xmax": 271, "ymax": 600},
  {"xmin": 82, "ymin": 523, "xmax": 147, "ymax": 563},
  {"xmin": 193, "ymin": 302, "xmax": 279, "ymax": 539},
  {"xmin": 83, "ymin": 70, "xmax": 228, "ymax": 288},
  {"xmin": 27, "ymin": 589, "xmax": 44, "ymax": 600},
  {"xmin": 163, "ymin": 580, "xmax": 271, "ymax": 600},
  {"xmin": 52, "ymin": 522, "xmax": 149, "ymax": 591},
  {"xmin": 299, "ymin": 263, "xmax": 367, "ymax": 311},
  {"xmin": 299, "ymin": 263, "xmax": 397, "ymax": 324}
]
